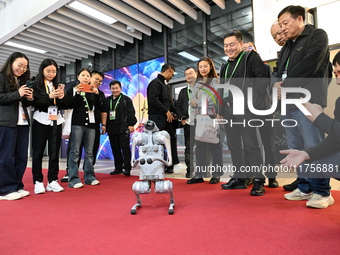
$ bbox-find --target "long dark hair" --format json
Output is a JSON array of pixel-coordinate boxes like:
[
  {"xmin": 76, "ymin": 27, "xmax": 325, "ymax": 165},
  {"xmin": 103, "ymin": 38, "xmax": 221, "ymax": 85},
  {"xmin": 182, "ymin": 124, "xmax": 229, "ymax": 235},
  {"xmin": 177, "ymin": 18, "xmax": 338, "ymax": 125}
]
[
  {"xmin": 196, "ymin": 56, "xmax": 218, "ymax": 82},
  {"xmin": 0, "ymin": 52, "xmax": 30, "ymax": 90},
  {"xmin": 35, "ymin": 58, "xmax": 59, "ymax": 91},
  {"xmin": 76, "ymin": 67, "xmax": 91, "ymax": 85}
]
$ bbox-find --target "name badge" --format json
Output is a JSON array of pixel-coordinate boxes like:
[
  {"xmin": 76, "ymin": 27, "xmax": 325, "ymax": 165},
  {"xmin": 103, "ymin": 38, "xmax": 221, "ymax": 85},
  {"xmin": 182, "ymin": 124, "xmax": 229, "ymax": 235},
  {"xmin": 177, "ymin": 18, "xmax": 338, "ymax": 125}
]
[
  {"xmin": 223, "ymin": 89, "xmax": 229, "ymax": 99},
  {"xmin": 88, "ymin": 110, "xmax": 95, "ymax": 123},
  {"xmin": 48, "ymin": 106, "xmax": 58, "ymax": 120},
  {"xmin": 109, "ymin": 111, "xmax": 116, "ymax": 120},
  {"xmin": 20, "ymin": 107, "xmax": 26, "ymax": 120},
  {"xmin": 282, "ymin": 70, "xmax": 287, "ymax": 81}
]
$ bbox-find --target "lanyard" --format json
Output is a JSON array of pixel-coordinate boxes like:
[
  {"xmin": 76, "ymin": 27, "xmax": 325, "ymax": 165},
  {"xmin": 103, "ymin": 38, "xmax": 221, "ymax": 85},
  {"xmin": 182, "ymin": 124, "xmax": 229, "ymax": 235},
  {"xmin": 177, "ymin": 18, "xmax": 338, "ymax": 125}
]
[
  {"xmin": 82, "ymin": 95, "xmax": 92, "ymax": 110},
  {"xmin": 187, "ymin": 85, "xmax": 191, "ymax": 100},
  {"xmin": 110, "ymin": 94, "xmax": 122, "ymax": 112},
  {"xmin": 285, "ymin": 57, "xmax": 290, "ymax": 70},
  {"xmin": 45, "ymin": 80, "xmax": 56, "ymax": 105},
  {"xmin": 224, "ymin": 51, "xmax": 245, "ymax": 82}
]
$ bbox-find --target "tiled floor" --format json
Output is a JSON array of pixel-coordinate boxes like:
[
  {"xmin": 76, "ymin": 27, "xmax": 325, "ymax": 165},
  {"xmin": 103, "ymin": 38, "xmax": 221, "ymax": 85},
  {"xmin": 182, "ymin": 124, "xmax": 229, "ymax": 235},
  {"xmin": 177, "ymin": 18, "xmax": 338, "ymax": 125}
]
[{"xmin": 29, "ymin": 157, "xmax": 340, "ymax": 191}]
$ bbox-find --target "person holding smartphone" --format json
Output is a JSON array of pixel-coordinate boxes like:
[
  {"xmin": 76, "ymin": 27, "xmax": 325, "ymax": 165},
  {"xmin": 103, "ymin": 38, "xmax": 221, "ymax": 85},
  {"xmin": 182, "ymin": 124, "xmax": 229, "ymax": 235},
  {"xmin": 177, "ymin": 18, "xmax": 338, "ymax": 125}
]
[
  {"xmin": 66, "ymin": 68, "xmax": 101, "ymax": 188},
  {"xmin": 0, "ymin": 52, "xmax": 33, "ymax": 200},
  {"xmin": 31, "ymin": 58, "xmax": 69, "ymax": 194}
]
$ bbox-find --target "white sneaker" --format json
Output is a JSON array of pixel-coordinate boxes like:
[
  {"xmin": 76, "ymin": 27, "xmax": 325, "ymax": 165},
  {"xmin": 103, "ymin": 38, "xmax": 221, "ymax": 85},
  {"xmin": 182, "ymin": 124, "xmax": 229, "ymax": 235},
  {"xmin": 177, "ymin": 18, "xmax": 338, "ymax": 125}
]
[
  {"xmin": 46, "ymin": 180, "xmax": 64, "ymax": 192},
  {"xmin": 306, "ymin": 194, "xmax": 335, "ymax": 209},
  {"xmin": 91, "ymin": 180, "xmax": 100, "ymax": 186},
  {"xmin": 34, "ymin": 181, "xmax": 46, "ymax": 194},
  {"xmin": 284, "ymin": 188, "xmax": 313, "ymax": 201},
  {"xmin": 17, "ymin": 189, "xmax": 30, "ymax": 197},
  {"xmin": 0, "ymin": 192, "xmax": 22, "ymax": 200},
  {"xmin": 73, "ymin": 183, "xmax": 84, "ymax": 189}
]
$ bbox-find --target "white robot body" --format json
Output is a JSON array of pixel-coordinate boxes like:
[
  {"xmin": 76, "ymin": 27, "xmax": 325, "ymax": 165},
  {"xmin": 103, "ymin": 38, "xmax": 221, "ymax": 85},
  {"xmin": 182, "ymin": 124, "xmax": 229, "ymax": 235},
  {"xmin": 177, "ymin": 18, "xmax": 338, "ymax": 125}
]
[
  {"xmin": 130, "ymin": 121, "xmax": 175, "ymax": 215},
  {"xmin": 138, "ymin": 144, "xmax": 165, "ymax": 180}
]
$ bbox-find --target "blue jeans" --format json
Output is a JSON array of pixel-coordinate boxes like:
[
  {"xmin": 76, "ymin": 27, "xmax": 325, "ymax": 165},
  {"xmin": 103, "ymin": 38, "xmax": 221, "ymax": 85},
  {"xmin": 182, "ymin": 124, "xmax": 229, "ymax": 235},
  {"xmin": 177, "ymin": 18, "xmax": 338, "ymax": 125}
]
[
  {"xmin": 68, "ymin": 125, "xmax": 97, "ymax": 187},
  {"xmin": 0, "ymin": 126, "xmax": 29, "ymax": 195},
  {"xmin": 282, "ymin": 109, "xmax": 331, "ymax": 196}
]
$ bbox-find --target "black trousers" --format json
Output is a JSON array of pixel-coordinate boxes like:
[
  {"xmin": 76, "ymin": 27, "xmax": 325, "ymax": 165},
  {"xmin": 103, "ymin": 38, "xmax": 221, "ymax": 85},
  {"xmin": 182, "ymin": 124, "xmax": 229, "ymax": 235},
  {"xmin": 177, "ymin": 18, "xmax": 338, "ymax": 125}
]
[
  {"xmin": 184, "ymin": 124, "xmax": 195, "ymax": 174},
  {"xmin": 32, "ymin": 120, "xmax": 62, "ymax": 183},
  {"xmin": 93, "ymin": 128, "xmax": 101, "ymax": 166},
  {"xmin": 224, "ymin": 109, "xmax": 264, "ymax": 179},
  {"xmin": 108, "ymin": 131, "xmax": 132, "ymax": 171},
  {"xmin": 148, "ymin": 114, "xmax": 179, "ymax": 166},
  {"xmin": 244, "ymin": 114, "xmax": 277, "ymax": 178},
  {"xmin": 0, "ymin": 125, "xmax": 29, "ymax": 195}
]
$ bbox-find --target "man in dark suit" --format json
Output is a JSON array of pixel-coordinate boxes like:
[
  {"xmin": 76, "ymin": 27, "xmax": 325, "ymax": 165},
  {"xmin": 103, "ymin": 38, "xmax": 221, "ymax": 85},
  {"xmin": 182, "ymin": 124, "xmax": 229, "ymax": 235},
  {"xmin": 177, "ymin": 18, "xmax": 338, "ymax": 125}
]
[{"xmin": 176, "ymin": 67, "xmax": 197, "ymax": 178}]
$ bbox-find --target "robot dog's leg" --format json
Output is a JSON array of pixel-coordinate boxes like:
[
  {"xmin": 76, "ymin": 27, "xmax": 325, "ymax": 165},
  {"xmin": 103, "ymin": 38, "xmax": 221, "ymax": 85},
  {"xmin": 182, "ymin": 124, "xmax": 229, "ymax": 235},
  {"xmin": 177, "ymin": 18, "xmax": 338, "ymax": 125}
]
[
  {"xmin": 131, "ymin": 181, "xmax": 151, "ymax": 215},
  {"xmin": 168, "ymin": 189, "xmax": 175, "ymax": 215},
  {"xmin": 154, "ymin": 180, "xmax": 175, "ymax": 215}
]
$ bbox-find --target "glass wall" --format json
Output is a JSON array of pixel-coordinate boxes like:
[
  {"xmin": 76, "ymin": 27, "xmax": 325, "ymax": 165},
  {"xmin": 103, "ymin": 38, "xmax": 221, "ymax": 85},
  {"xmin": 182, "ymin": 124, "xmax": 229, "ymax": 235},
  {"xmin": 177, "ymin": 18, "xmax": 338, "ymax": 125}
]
[
  {"xmin": 94, "ymin": 48, "xmax": 113, "ymax": 73},
  {"xmin": 139, "ymin": 29, "xmax": 164, "ymax": 63},
  {"xmin": 167, "ymin": 12, "xmax": 203, "ymax": 79},
  {"xmin": 115, "ymin": 41, "xmax": 136, "ymax": 69},
  {"xmin": 61, "ymin": 0, "xmax": 253, "ymax": 83}
]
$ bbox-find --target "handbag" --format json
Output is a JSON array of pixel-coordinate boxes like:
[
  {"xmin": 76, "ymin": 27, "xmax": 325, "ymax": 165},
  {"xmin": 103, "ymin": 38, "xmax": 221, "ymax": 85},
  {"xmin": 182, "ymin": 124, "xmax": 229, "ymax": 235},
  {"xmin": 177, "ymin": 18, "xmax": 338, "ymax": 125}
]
[
  {"xmin": 61, "ymin": 109, "xmax": 73, "ymax": 139},
  {"xmin": 195, "ymin": 115, "xmax": 219, "ymax": 144}
]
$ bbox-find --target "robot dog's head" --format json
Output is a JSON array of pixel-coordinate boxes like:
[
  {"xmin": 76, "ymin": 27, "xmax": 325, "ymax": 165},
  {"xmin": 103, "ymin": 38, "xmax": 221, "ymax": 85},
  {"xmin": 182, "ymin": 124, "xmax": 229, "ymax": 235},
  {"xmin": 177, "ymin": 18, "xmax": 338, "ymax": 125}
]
[{"xmin": 144, "ymin": 120, "xmax": 159, "ymax": 132}]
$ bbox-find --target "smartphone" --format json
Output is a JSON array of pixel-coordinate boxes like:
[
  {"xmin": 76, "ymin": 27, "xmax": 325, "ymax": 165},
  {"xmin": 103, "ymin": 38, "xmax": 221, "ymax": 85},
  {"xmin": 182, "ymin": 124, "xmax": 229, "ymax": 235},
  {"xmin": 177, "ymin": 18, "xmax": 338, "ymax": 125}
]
[
  {"xmin": 79, "ymin": 84, "xmax": 92, "ymax": 93},
  {"xmin": 26, "ymin": 80, "xmax": 35, "ymax": 89},
  {"xmin": 58, "ymin": 84, "xmax": 65, "ymax": 91}
]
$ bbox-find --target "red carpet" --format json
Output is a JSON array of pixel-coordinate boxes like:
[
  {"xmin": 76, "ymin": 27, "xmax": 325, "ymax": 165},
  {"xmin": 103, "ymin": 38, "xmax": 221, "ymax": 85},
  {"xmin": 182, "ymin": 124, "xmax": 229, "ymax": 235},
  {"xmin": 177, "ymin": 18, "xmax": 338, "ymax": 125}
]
[{"xmin": 1, "ymin": 169, "xmax": 340, "ymax": 255}]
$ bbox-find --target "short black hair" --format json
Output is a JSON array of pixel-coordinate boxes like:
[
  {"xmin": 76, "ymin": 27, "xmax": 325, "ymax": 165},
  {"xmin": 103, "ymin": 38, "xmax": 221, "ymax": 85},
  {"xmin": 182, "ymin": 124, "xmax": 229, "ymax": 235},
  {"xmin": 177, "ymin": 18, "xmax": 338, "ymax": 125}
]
[
  {"xmin": 278, "ymin": 5, "xmax": 305, "ymax": 21},
  {"xmin": 243, "ymin": 41, "xmax": 256, "ymax": 51},
  {"xmin": 161, "ymin": 63, "xmax": 175, "ymax": 73},
  {"xmin": 333, "ymin": 51, "xmax": 340, "ymax": 66},
  {"xmin": 184, "ymin": 66, "xmax": 196, "ymax": 73},
  {"xmin": 110, "ymin": 80, "xmax": 121, "ymax": 88},
  {"xmin": 223, "ymin": 30, "xmax": 243, "ymax": 42},
  {"xmin": 91, "ymin": 70, "xmax": 104, "ymax": 79}
]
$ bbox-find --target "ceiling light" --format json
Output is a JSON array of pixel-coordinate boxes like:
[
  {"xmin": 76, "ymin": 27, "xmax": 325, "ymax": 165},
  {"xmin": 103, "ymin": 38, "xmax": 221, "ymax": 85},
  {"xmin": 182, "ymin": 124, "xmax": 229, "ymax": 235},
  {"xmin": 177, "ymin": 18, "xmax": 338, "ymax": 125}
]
[
  {"xmin": 4, "ymin": 42, "xmax": 47, "ymax": 54},
  {"xmin": 126, "ymin": 25, "xmax": 135, "ymax": 33},
  {"xmin": 178, "ymin": 51, "xmax": 200, "ymax": 61},
  {"xmin": 69, "ymin": 1, "xmax": 117, "ymax": 24}
]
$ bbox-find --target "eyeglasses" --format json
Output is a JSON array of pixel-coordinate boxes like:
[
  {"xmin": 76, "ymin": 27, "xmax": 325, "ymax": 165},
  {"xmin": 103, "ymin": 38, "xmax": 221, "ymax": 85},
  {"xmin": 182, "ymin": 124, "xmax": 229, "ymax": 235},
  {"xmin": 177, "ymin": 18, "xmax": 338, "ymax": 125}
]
[
  {"xmin": 17, "ymin": 63, "xmax": 29, "ymax": 71},
  {"xmin": 94, "ymin": 78, "xmax": 103, "ymax": 84}
]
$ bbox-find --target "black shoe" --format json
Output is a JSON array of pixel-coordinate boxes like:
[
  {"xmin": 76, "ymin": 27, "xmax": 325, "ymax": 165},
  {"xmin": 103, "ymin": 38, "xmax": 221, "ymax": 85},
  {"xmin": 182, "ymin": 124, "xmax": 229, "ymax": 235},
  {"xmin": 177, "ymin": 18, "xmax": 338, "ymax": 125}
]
[
  {"xmin": 110, "ymin": 169, "xmax": 123, "ymax": 175},
  {"xmin": 283, "ymin": 179, "xmax": 298, "ymax": 191},
  {"xmin": 123, "ymin": 169, "xmax": 131, "ymax": 176},
  {"xmin": 245, "ymin": 178, "xmax": 254, "ymax": 186},
  {"xmin": 185, "ymin": 173, "xmax": 191, "ymax": 178},
  {"xmin": 250, "ymin": 179, "xmax": 265, "ymax": 196},
  {"xmin": 209, "ymin": 177, "xmax": 220, "ymax": 184},
  {"xmin": 61, "ymin": 172, "xmax": 69, "ymax": 183},
  {"xmin": 221, "ymin": 178, "xmax": 246, "ymax": 190},
  {"xmin": 187, "ymin": 177, "xmax": 204, "ymax": 184},
  {"xmin": 165, "ymin": 166, "xmax": 173, "ymax": 174},
  {"xmin": 268, "ymin": 178, "xmax": 279, "ymax": 188}
]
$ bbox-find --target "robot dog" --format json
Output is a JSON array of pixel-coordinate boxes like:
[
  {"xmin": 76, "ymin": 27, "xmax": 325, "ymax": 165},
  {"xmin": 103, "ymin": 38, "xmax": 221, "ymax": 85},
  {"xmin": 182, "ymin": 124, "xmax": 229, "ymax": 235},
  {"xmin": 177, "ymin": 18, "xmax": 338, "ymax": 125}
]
[{"xmin": 130, "ymin": 120, "xmax": 175, "ymax": 215}]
